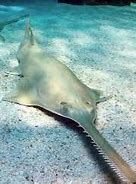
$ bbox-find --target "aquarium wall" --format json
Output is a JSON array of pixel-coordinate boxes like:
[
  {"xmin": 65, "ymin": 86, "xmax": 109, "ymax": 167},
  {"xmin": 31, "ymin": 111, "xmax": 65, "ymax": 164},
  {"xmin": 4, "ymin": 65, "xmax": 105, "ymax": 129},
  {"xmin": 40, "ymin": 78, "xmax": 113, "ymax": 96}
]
[
  {"xmin": 0, "ymin": 0, "xmax": 57, "ymax": 3},
  {"xmin": 0, "ymin": 0, "xmax": 133, "ymax": 4},
  {"xmin": 58, "ymin": 0, "xmax": 131, "ymax": 5}
]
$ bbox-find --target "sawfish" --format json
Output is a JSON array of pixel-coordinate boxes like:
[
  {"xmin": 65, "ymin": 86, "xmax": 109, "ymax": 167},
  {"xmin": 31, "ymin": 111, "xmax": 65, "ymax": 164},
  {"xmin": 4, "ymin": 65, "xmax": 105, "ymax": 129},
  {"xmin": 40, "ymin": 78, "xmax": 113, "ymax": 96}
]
[
  {"xmin": 4, "ymin": 20, "xmax": 136, "ymax": 183},
  {"xmin": 0, "ymin": 13, "xmax": 29, "ymax": 41}
]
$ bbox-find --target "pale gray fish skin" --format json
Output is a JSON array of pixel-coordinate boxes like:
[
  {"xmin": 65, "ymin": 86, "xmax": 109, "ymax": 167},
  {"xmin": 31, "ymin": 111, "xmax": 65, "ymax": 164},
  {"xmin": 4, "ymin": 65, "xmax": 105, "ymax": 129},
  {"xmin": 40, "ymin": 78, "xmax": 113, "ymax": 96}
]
[{"xmin": 3, "ymin": 18, "xmax": 136, "ymax": 184}]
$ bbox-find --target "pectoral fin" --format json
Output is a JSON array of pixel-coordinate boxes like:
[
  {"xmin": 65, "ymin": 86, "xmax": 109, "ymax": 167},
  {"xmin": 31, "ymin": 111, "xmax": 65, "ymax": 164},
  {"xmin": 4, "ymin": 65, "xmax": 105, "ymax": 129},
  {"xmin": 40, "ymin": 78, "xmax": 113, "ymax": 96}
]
[
  {"xmin": 3, "ymin": 77, "xmax": 35, "ymax": 106},
  {"xmin": 89, "ymin": 88, "xmax": 109, "ymax": 103},
  {"xmin": 3, "ymin": 92, "xmax": 32, "ymax": 105}
]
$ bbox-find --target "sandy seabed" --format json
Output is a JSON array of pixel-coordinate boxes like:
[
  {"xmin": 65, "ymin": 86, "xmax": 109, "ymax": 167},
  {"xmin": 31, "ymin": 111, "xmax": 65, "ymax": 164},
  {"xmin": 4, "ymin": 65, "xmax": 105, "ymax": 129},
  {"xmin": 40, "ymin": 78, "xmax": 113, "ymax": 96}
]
[{"xmin": 0, "ymin": 2, "xmax": 136, "ymax": 184}]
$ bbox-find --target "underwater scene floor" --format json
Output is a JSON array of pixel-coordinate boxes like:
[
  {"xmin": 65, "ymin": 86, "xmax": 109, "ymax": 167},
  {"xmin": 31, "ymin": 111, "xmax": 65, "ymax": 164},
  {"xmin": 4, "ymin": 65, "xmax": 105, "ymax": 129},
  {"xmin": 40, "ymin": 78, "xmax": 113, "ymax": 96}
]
[{"xmin": 0, "ymin": 2, "xmax": 136, "ymax": 184}]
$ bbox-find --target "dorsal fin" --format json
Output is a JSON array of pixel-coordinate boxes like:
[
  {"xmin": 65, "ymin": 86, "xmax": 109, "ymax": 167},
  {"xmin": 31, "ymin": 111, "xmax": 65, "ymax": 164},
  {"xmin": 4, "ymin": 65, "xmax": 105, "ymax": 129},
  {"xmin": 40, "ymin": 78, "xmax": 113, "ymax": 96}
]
[
  {"xmin": 24, "ymin": 17, "xmax": 30, "ymax": 39},
  {"xmin": 25, "ymin": 17, "xmax": 35, "ymax": 45}
]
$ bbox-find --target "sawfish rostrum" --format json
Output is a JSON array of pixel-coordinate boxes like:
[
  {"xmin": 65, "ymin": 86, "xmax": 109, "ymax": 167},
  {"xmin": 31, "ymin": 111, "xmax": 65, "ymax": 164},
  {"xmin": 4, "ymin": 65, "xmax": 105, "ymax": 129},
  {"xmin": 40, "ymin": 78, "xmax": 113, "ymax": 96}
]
[{"xmin": 4, "ymin": 20, "xmax": 136, "ymax": 183}]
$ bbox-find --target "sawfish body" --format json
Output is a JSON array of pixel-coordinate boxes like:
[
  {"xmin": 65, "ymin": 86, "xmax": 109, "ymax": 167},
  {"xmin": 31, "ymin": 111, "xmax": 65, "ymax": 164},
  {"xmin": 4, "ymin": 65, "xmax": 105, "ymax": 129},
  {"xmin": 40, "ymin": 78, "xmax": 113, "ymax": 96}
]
[{"xmin": 4, "ymin": 20, "xmax": 136, "ymax": 183}]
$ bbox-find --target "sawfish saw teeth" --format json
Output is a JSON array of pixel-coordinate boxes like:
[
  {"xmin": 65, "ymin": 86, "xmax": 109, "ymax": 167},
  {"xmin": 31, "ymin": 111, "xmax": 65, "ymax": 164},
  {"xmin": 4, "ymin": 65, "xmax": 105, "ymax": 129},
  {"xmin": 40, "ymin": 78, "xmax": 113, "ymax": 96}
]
[
  {"xmin": 76, "ymin": 123, "xmax": 129, "ymax": 183},
  {"xmin": 90, "ymin": 140, "xmax": 128, "ymax": 182}
]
